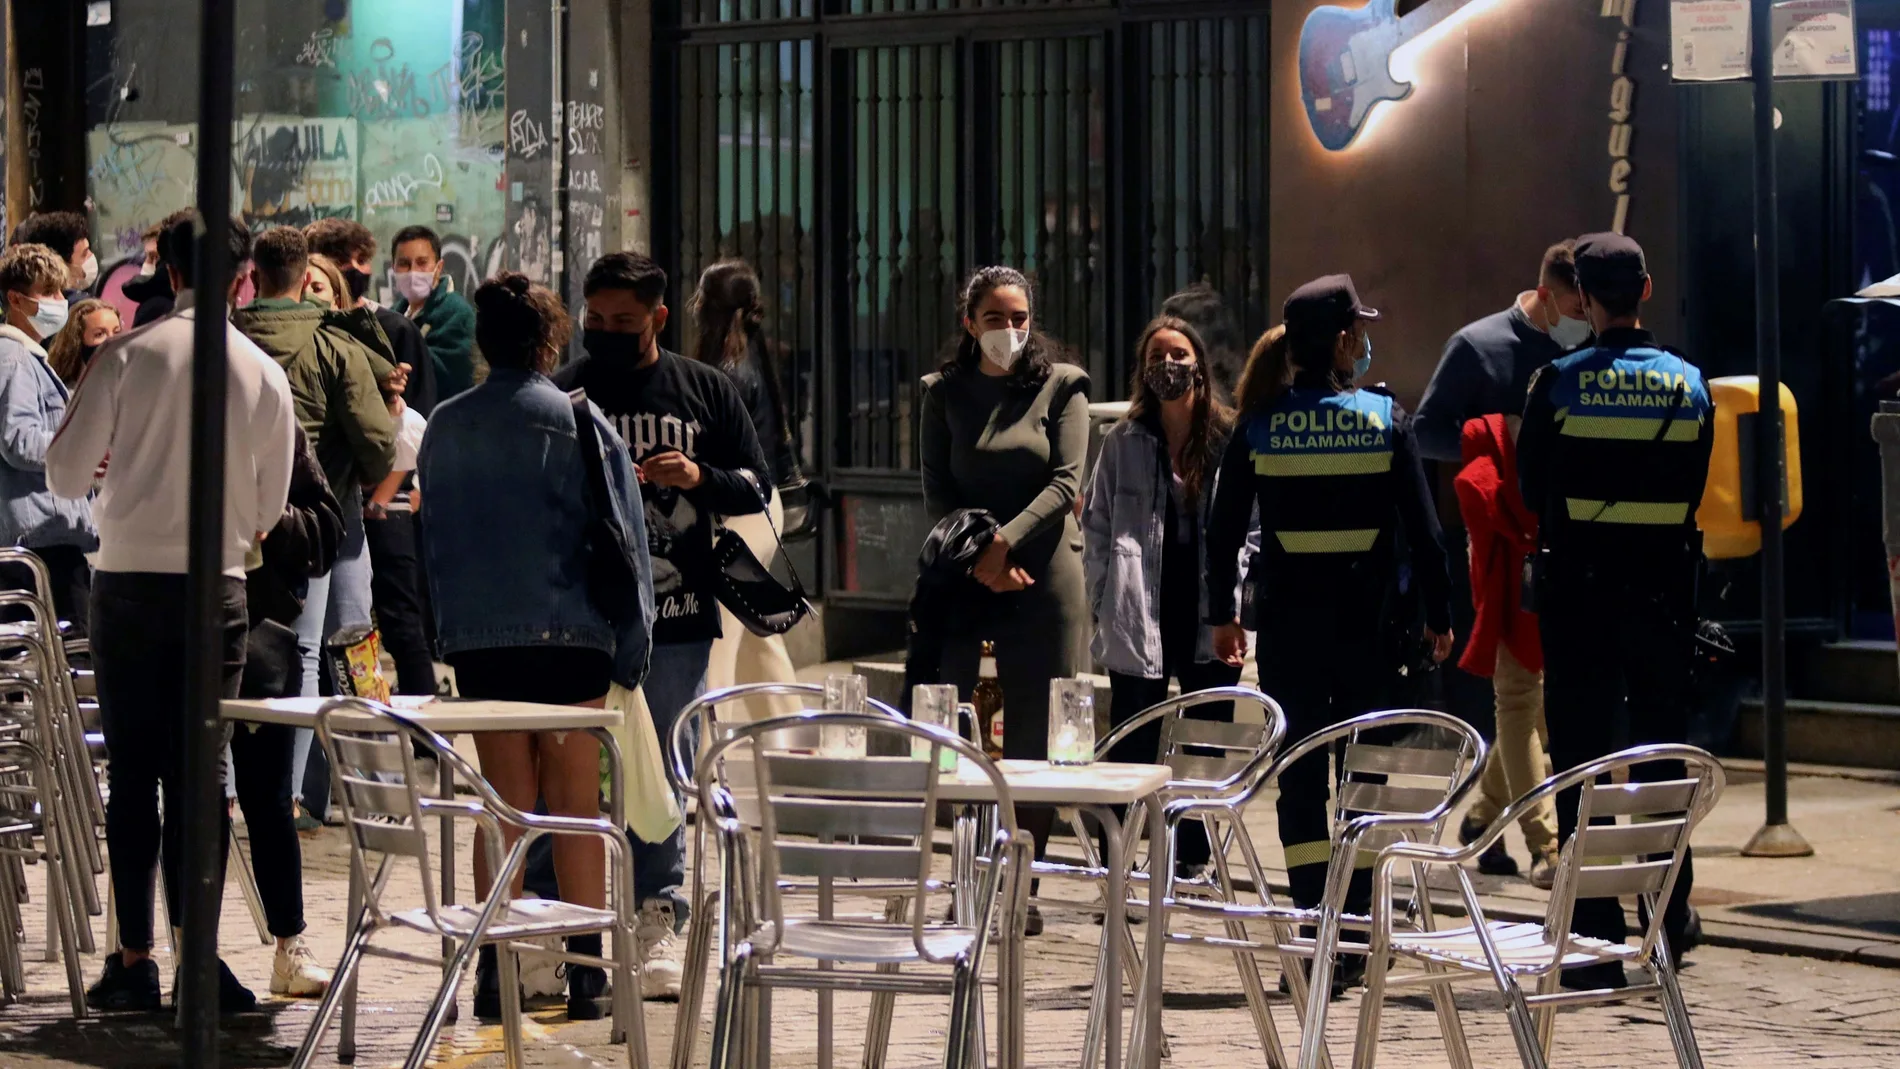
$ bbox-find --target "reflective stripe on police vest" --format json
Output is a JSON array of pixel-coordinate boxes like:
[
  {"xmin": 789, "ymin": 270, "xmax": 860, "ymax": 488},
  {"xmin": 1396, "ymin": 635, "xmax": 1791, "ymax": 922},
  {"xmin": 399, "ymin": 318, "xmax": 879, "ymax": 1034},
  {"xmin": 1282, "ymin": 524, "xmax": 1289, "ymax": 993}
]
[
  {"xmin": 1274, "ymin": 529, "xmax": 1379, "ymax": 553},
  {"xmin": 1559, "ymin": 414, "xmax": 1702, "ymax": 442},
  {"xmin": 1253, "ymin": 451, "xmax": 1394, "ymax": 477},
  {"xmin": 1564, "ymin": 499, "xmax": 1691, "ymax": 525}
]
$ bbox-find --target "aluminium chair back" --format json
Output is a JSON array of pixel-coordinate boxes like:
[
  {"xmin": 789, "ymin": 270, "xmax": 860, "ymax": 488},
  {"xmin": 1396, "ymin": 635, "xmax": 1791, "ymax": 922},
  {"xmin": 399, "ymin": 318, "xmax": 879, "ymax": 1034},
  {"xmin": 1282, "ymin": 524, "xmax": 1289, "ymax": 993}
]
[{"xmin": 700, "ymin": 711, "xmax": 1018, "ymax": 966}]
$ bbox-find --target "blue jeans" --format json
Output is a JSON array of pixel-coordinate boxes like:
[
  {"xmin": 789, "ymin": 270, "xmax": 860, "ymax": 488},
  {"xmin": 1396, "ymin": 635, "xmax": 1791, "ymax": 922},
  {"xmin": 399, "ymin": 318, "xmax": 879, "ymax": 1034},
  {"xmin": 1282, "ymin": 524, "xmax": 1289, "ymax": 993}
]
[
  {"xmin": 290, "ymin": 490, "xmax": 375, "ymax": 818},
  {"xmin": 633, "ymin": 640, "xmax": 712, "ymax": 929}
]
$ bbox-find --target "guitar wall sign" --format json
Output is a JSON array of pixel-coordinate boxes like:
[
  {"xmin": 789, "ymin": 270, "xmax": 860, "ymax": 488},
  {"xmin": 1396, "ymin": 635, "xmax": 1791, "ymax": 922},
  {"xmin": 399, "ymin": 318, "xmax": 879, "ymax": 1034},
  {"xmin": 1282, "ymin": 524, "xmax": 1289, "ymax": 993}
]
[{"xmin": 1297, "ymin": 0, "xmax": 1487, "ymax": 151}]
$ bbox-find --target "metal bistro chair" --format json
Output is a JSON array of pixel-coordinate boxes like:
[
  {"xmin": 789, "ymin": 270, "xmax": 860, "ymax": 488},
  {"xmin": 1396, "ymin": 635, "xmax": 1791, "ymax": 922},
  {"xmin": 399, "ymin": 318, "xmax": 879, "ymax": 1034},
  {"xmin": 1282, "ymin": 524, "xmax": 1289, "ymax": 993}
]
[
  {"xmin": 0, "ymin": 567, "xmax": 105, "ymax": 961},
  {"xmin": 700, "ymin": 711, "xmax": 1033, "ymax": 1069},
  {"xmin": 1024, "ymin": 686, "xmax": 1288, "ymax": 1069},
  {"xmin": 1132, "ymin": 708, "xmax": 1487, "ymax": 1069},
  {"xmin": 293, "ymin": 699, "xmax": 645, "ymax": 1069},
  {"xmin": 0, "ymin": 736, "xmax": 88, "ymax": 1016},
  {"xmin": 1354, "ymin": 744, "xmax": 1725, "ymax": 1069},
  {"xmin": 667, "ymin": 683, "xmax": 909, "ymax": 1069}
]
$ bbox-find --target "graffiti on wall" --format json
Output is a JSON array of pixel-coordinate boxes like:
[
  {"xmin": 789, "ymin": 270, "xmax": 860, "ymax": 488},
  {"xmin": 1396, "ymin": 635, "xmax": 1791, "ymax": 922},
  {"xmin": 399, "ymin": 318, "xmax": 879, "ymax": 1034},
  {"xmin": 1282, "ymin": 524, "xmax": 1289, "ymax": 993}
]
[{"xmin": 310, "ymin": 31, "xmax": 507, "ymax": 166}]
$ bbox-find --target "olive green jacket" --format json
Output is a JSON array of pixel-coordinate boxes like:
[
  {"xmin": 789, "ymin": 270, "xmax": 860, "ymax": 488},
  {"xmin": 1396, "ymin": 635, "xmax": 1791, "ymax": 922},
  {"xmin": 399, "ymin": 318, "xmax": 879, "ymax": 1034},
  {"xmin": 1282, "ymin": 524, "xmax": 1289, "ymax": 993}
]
[{"xmin": 232, "ymin": 299, "xmax": 397, "ymax": 495}]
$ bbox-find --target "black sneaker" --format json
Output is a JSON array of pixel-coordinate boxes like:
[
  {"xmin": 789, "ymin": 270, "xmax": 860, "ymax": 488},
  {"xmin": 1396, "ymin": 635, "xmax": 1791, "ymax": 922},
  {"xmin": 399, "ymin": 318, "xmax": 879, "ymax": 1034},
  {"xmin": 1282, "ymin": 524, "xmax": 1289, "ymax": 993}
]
[
  {"xmin": 1558, "ymin": 963, "xmax": 1629, "ymax": 991},
  {"xmin": 217, "ymin": 959, "xmax": 258, "ymax": 1014},
  {"xmin": 1023, "ymin": 904, "xmax": 1044, "ymax": 937},
  {"xmin": 1275, "ymin": 958, "xmax": 1358, "ymax": 1002},
  {"xmin": 85, "ymin": 955, "xmax": 161, "ymax": 1013},
  {"xmin": 1668, "ymin": 904, "xmax": 1703, "ymax": 969},
  {"xmin": 566, "ymin": 964, "xmax": 611, "ymax": 1021},
  {"xmin": 474, "ymin": 945, "xmax": 502, "ymax": 1021},
  {"xmin": 1475, "ymin": 840, "xmax": 1520, "ymax": 877}
]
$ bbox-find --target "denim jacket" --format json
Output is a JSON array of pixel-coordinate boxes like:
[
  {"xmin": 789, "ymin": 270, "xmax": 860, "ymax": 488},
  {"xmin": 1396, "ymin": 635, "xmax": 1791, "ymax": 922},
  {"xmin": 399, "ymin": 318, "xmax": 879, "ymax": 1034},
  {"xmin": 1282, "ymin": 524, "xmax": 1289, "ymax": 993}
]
[
  {"xmin": 1082, "ymin": 417, "xmax": 1257, "ymax": 678},
  {"xmin": 0, "ymin": 327, "xmax": 96, "ymax": 552},
  {"xmin": 417, "ymin": 368, "xmax": 654, "ymax": 688}
]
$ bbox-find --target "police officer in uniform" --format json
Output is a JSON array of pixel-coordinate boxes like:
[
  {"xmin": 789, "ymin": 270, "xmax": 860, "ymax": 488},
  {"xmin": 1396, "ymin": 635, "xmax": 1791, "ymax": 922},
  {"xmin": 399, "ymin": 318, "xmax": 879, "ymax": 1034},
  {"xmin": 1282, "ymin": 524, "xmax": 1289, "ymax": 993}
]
[
  {"xmin": 1208, "ymin": 275, "xmax": 1452, "ymax": 988},
  {"xmin": 1518, "ymin": 234, "xmax": 1711, "ymax": 990}
]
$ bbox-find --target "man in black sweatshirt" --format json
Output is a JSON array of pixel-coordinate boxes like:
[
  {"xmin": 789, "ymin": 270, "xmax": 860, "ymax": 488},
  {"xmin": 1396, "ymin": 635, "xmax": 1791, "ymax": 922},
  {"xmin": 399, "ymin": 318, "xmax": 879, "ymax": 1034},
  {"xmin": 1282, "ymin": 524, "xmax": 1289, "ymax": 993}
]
[{"xmin": 551, "ymin": 252, "xmax": 767, "ymax": 1000}]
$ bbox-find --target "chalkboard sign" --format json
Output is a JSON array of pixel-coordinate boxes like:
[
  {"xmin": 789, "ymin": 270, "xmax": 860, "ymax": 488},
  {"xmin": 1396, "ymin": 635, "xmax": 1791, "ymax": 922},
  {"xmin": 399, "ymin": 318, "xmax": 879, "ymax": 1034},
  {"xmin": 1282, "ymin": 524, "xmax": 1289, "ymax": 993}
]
[{"xmin": 836, "ymin": 494, "xmax": 931, "ymax": 600}]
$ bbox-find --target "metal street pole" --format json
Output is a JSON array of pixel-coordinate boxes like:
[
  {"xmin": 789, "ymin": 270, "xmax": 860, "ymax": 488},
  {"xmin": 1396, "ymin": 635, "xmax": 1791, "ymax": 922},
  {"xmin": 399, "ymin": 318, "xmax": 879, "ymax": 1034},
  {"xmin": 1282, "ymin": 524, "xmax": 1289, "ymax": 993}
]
[
  {"xmin": 1742, "ymin": 0, "xmax": 1812, "ymax": 859},
  {"xmin": 182, "ymin": 0, "xmax": 238, "ymax": 1056}
]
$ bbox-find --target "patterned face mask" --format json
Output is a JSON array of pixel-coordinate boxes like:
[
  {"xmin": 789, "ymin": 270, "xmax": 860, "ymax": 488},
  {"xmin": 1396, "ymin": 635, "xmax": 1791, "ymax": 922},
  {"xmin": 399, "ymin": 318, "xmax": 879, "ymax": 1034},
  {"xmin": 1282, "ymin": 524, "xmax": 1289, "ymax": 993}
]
[{"xmin": 1143, "ymin": 360, "xmax": 1196, "ymax": 401}]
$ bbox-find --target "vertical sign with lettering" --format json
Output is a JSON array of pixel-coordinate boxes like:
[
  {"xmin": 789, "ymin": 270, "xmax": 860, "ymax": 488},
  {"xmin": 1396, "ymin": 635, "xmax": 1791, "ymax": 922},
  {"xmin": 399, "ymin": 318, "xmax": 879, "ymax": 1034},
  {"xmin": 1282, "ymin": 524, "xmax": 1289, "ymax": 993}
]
[
  {"xmin": 563, "ymin": 0, "xmax": 613, "ymax": 354},
  {"xmin": 504, "ymin": 0, "xmax": 557, "ymax": 287},
  {"xmin": 1606, "ymin": 0, "xmax": 1641, "ymax": 234}
]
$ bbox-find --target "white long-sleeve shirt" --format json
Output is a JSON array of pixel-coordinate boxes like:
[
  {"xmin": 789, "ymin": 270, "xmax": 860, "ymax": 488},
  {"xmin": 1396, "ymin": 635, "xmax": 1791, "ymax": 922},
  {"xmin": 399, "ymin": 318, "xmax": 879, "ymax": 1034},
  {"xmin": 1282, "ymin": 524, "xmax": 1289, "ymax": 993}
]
[{"xmin": 47, "ymin": 295, "xmax": 296, "ymax": 578}]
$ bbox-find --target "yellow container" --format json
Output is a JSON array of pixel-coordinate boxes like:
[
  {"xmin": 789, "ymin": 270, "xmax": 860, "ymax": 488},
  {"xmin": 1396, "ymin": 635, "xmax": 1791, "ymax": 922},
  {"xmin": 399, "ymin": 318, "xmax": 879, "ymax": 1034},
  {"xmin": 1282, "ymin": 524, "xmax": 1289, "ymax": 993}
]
[{"xmin": 1696, "ymin": 376, "xmax": 1803, "ymax": 559}]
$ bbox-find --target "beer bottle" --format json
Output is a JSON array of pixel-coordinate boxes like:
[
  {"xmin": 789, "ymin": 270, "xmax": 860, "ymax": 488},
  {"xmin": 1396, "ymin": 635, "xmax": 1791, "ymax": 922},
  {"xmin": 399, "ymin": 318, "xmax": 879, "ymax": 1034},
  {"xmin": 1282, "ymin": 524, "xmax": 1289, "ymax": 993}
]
[{"xmin": 974, "ymin": 641, "xmax": 1005, "ymax": 760}]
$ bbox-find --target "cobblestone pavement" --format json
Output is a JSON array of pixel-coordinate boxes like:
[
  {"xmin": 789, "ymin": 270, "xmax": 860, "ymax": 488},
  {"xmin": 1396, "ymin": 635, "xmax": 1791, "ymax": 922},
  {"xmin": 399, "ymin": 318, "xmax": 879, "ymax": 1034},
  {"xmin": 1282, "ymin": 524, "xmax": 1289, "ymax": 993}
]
[{"xmin": 0, "ymin": 813, "xmax": 1894, "ymax": 1068}]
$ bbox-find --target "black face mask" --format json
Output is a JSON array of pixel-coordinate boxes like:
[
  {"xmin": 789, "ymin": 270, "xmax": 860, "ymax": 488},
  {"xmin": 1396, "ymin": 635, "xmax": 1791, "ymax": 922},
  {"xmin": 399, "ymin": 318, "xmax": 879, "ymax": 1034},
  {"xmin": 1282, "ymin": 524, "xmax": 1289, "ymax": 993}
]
[
  {"xmin": 1142, "ymin": 360, "xmax": 1197, "ymax": 402},
  {"xmin": 121, "ymin": 266, "xmax": 173, "ymax": 304},
  {"xmin": 342, "ymin": 266, "xmax": 372, "ymax": 302},
  {"xmin": 583, "ymin": 327, "xmax": 650, "ymax": 365},
  {"xmin": 79, "ymin": 343, "xmax": 100, "ymax": 368}
]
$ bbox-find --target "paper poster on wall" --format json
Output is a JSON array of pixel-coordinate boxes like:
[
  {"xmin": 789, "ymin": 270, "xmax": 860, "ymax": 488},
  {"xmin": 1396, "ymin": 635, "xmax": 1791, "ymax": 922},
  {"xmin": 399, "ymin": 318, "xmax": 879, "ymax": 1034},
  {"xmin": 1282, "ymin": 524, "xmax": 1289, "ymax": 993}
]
[
  {"xmin": 1670, "ymin": 0, "xmax": 1857, "ymax": 83},
  {"xmin": 235, "ymin": 116, "xmax": 359, "ymax": 228},
  {"xmin": 1671, "ymin": 1, "xmax": 1751, "ymax": 82},
  {"xmin": 1771, "ymin": 0, "xmax": 1857, "ymax": 79}
]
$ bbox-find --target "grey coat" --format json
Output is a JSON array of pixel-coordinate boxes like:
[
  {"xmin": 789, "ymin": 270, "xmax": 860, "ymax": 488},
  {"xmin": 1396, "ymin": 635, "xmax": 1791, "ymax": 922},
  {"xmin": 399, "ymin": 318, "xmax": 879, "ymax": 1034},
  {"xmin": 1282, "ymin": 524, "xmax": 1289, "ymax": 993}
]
[{"xmin": 1082, "ymin": 416, "xmax": 1256, "ymax": 679}]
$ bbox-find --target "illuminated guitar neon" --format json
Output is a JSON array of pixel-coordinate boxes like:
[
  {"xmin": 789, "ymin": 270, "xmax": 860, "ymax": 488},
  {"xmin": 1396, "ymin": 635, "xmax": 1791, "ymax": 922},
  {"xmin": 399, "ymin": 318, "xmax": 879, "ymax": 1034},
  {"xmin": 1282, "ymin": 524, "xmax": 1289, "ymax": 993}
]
[{"xmin": 1298, "ymin": 0, "xmax": 1480, "ymax": 151}]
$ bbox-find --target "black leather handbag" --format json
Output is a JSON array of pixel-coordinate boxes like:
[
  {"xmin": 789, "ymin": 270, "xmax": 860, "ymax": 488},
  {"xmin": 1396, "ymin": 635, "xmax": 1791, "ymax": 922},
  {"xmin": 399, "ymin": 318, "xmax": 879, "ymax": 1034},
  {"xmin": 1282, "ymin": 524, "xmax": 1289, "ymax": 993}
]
[
  {"xmin": 775, "ymin": 472, "xmax": 827, "ymax": 544},
  {"xmin": 571, "ymin": 394, "xmax": 649, "ymax": 625},
  {"xmin": 709, "ymin": 472, "xmax": 815, "ymax": 637}
]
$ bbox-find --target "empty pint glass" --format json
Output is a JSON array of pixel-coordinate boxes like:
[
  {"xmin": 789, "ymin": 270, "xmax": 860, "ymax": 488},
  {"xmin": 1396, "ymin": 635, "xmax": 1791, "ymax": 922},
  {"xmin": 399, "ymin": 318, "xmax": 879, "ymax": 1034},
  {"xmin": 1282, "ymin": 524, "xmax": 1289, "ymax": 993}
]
[{"xmin": 1048, "ymin": 678, "xmax": 1096, "ymax": 766}]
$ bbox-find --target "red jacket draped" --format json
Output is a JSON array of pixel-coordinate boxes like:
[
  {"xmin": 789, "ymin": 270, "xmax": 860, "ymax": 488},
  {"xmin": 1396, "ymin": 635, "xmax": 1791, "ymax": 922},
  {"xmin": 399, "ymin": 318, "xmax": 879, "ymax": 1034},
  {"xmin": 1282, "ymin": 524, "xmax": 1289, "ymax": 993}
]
[{"xmin": 1454, "ymin": 414, "xmax": 1543, "ymax": 677}]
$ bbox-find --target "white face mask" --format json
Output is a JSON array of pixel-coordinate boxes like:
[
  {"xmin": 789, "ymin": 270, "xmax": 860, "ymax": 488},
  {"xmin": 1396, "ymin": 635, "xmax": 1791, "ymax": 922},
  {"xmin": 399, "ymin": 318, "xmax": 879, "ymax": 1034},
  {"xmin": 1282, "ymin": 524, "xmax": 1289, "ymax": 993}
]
[
  {"xmin": 1549, "ymin": 313, "xmax": 1592, "ymax": 349},
  {"xmin": 979, "ymin": 327, "xmax": 1029, "ymax": 372},
  {"xmin": 394, "ymin": 270, "xmax": 436, "ymax": 304},
  {"xmin": 77, "ymin": 252, "xmax": 99, "ymax": 290},
  {"xmin": 26, "ymin": 296, "xmax": 69, "ymax": 341}
]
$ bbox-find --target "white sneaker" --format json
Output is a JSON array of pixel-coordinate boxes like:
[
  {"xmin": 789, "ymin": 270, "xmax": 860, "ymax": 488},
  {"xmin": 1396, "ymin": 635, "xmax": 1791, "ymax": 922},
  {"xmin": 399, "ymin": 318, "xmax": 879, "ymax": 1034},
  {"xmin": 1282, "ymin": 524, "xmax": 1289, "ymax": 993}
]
[
  {"xmin": 270, "ymin": 936, "xmax": 333, "ymax": 998},
  {"xmin": 635, "ymin": 900, "xmax": 685, "ymax": 1001},
  {"xmin": 520, "ymin": 936, "xmax": 567, "ymax": 1000}
]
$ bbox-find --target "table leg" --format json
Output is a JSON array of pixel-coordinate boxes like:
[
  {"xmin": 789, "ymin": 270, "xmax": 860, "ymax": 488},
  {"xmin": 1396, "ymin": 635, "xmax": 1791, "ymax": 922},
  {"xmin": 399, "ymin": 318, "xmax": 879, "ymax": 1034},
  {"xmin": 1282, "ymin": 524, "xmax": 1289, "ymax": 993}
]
[
  {"xmin": 437, "ymin": 748, "xmax": 458, "ymax": 1027},
  {"xmin": 340, "ymin": 855, "xmax": 362, "ymax": 1064},
  {"xmin": 590, "ymin": 726, "xmax": 641, "ymax": 1062},
  {"xmin": 1099, "ymin": 805, "xmax": 1125, "ymax": 1069},
  {"xmin": 1137, "ymin": 796, "xmax": 1168, "ymax": 1069}
]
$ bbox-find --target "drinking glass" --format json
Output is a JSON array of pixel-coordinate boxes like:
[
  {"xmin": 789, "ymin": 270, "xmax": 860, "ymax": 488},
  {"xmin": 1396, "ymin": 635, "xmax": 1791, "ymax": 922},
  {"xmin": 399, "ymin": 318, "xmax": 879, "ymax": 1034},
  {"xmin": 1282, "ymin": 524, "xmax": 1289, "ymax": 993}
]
[
  {"xmin": 1048, "ymin": 678, "xmax": 1096, "ymax": 766},
  {"xmin": 822, "ymin": 673, "xmax": 868, "ymax": 757},
  {"xmin": 911, "ymin": 684, "xmax": 962, "ymax": 771}
]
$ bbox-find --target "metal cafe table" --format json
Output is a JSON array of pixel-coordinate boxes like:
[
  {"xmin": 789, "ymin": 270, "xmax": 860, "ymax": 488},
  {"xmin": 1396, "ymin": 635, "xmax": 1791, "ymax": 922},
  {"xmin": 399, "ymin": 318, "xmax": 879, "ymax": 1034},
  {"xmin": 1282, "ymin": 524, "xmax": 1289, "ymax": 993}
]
[
  {"xmin": 933, "ymin": 758, "xmax": 1172, "ymax": 1069},
  {"xmin": 220, "ymin": 695, "xmax": 637, "ymax": 1065}
]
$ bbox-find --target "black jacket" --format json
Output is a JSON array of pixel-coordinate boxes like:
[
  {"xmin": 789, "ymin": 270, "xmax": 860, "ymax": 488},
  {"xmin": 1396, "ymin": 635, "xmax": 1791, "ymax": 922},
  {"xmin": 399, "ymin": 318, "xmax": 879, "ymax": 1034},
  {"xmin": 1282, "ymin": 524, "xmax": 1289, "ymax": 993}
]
[
  {"xmin": 249, "ymin": 425, "xmax": 345, "ymax": 629},
  {"xmin": 901, "ymin": 509, "xmax": 1001, "ymax": 709}
]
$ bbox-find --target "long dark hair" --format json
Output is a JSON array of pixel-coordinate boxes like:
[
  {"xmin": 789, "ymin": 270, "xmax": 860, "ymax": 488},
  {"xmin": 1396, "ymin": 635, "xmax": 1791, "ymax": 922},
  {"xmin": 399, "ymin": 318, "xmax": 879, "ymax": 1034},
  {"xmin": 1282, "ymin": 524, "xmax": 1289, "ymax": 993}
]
[
  {"xmin": 1235, "ymin": 323, "xmax": 1353, "ymax": 417},
  {"xmin": 1125, "ymin": 315, "xmax": 1233, "ymax": 506},
  {"xmin": 473, "ymin": 272, "xmax": 570, "ymax": 375},
  {"xmin": 938, "ymin": 265, "xmax": 1064, "ymax": 389},
  {"xmin": 689, "ymin": 259, "xmax": 793, "ymax": 445}
]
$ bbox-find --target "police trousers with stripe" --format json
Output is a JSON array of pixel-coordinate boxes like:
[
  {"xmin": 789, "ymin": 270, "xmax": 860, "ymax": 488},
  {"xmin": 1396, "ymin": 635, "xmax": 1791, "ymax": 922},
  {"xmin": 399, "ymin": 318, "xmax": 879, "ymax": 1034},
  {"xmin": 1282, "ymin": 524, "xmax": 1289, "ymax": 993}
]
[
  {"xmin": 1540, "ymin": 556, "xmax": 1697, "ymax": 965},
  {"xmin": 1254, "ymin": 562, "xmax": 1390, "ymax": 915}
]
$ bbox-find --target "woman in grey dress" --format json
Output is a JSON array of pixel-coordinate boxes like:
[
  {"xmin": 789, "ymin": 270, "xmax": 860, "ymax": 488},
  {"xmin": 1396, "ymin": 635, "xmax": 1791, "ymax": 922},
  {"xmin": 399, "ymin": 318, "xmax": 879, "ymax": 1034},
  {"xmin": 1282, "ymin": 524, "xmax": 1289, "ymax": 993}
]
[{"xmin": 920, "ymin": 266, "xmax": 1090, "ymax": 931}]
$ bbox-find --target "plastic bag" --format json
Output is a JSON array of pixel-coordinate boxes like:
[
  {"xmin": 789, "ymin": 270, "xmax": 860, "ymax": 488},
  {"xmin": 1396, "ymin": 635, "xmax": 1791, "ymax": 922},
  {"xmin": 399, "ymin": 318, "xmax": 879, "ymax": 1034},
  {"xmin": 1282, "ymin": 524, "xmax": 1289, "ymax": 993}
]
[{"xmin": 599, "ymin": 682, "xmax": 682, "ymax": 843}]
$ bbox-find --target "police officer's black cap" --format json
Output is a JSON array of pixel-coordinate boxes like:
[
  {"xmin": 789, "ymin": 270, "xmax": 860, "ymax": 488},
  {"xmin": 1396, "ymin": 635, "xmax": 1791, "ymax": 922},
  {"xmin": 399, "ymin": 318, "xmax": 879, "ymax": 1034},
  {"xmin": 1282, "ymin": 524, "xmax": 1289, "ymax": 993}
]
[
  {"xmin": 1283, "ymin": 274, "xmax": 1379, "ymax": 343},
  {"xmin": 1574, "ymin": 232, "xmax": 1648, "ymax": 296}
]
